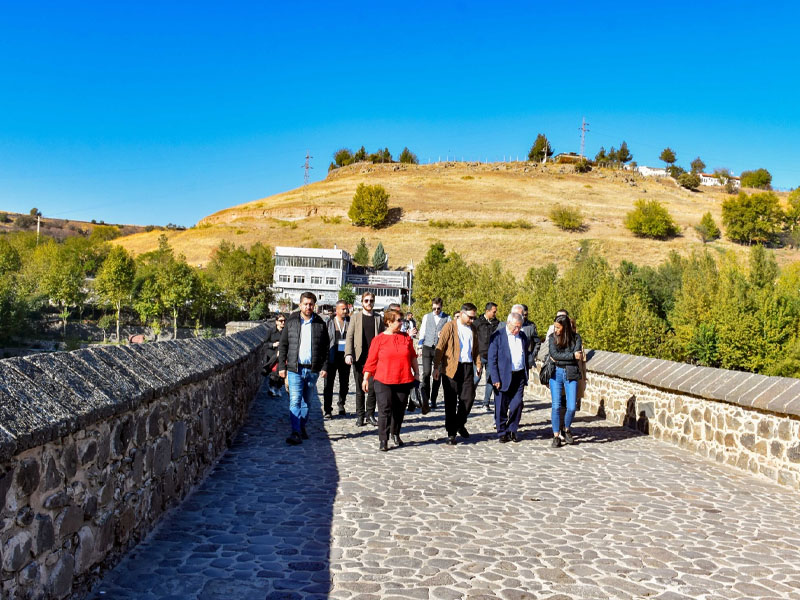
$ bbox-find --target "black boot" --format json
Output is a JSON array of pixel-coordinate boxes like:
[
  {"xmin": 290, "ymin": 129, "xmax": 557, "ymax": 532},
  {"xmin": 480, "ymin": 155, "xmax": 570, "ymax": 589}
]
[
  {"xmin": 356, "ymin": 414, "xmax": 365, "ymax": 427},
  {"xmin": 391, "ymin": 434, "xmax": 404, "ymax": 447},
  {"xmin": 379, "ymin": 440, "xmax": 389, "ymax": 452},
  {"xmin": 367, "ymin": 414, "xmax": 378, "ymax": 426}
]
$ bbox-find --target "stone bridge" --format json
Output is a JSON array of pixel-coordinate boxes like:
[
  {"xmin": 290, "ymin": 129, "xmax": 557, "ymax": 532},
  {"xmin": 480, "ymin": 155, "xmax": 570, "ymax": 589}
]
[{"xmin": 2, "ymin": 324, "xmax": 799, "ymax": 599}]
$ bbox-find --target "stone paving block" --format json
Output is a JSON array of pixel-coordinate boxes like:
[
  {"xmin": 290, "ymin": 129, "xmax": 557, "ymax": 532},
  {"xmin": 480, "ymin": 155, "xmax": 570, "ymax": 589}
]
[
  {"xmin": 637, "ymin": 359, "xmax": 676, "ymax": 388},
  {"xmin": 586, "ymin": 351, "xmax": 626, "ymax": 375},
  {"xmin": 110, "ymin": 345, "xmax": 180, "ymax": 394},
  {"xmin": 613, "ymin": 356, "xmax": 652, "ymax": 381},
  {"xmin": 601, "ymin": 354, "xmax": 640, "ymax": 378},
  {"xmin": 673, "ymin": 365, "xmax": 713, "ymax": 396},
  {"xmin": 68, "ymin": 349, "xmax": 149, "ymax": 411}
]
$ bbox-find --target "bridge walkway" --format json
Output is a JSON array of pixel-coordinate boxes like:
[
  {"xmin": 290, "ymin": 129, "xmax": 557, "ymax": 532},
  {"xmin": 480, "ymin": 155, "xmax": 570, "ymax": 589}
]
[{"xmin": 89, "ymin": 379, "xmax": 800, "ymax": 600}]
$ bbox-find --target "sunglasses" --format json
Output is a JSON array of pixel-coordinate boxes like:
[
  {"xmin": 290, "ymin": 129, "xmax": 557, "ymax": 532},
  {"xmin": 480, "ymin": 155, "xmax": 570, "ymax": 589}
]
[{"xmin": 363, "ymin": 299, "xmax": 374, "ymax": 303}]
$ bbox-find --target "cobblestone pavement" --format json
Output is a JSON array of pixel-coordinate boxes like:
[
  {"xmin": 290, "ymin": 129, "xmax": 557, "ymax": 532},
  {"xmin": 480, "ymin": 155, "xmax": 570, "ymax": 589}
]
[{"xmin": 89, "ymin": 377, "xmax": 800, "ymax": 600}]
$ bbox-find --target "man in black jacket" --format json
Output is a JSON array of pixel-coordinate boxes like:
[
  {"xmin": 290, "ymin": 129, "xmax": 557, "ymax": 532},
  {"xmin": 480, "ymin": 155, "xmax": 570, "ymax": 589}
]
[
  {"xmin": 279, "ymin": 292, "xmax": 329, "ymax": 445},
  {"xmin": 323, "ymin": 300, "xmax": 350, "ymax": 419},
  {"xmin": 474, "ymin": 302, "xmax": 499, "ymax": 412}
]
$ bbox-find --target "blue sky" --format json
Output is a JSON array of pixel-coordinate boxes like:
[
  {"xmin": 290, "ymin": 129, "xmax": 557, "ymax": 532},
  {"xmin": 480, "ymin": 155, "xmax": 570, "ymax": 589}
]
[{"xmin": 1, "ymin": 1, "xmax": 798, "ymax": 226}]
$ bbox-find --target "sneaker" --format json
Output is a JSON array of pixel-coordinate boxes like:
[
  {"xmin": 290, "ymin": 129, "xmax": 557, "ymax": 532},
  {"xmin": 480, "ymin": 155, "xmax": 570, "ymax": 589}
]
[
  {"xmin": 286, "ymin": 432, "xmax": 302, "ymax": 445},
  {"xmin": 551, "ymin": 436, "xmax": 561, "ymax": 448},
  {"xmin": 323, "ymin": 412, "xmax": 333, "ymax": 420},
  {"xmin": 356, "ymin": 415, "xmax": 365, "ymax": 427},
  {"xmin": 366, "ymin": 414, "xmax": 378, "ymax": 426},
  {"xmin": 485, "ymin": 403, "xmax": 493, "ymax": 412},
  {"xmin": 563, "ymin": 430, "xmax": 575, "ymax": 445}
]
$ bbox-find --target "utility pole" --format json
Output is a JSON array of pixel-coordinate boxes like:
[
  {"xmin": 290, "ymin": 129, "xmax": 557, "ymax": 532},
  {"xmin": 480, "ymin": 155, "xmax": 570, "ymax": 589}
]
[
  {"xmin": 36, "ymin": 215, "xmax": 40, "ymax": 245},
  {"xmin": 579, "ymin": 117, "xmax": 590, "ymax": 159},
  {"xmin": 302, "ymin": 150, "xmax": 313, "ymax": 203},
  {"xmin": 543, "ymin": 135, "xmax": 548, "ymax": 163}
]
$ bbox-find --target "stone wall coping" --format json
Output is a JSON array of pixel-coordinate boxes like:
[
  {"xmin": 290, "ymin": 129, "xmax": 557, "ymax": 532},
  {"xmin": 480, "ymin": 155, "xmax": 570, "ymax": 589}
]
[
  {"xmin": 585, "ymin": 349, "xmax": 800, "ymax": 418},
  {"xmin": 0, "ymin": 325, "xmax": 269, "ymax": 462}
]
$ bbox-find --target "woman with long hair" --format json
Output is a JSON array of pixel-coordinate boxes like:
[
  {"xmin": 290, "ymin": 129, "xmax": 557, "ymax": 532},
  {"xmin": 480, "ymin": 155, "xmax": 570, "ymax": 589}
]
[
  {"xmin": 362, "ymin": 308, "xmax": 420, "ymax": 451},
  {"xmin": 548, "ymin": 313, "xmax": 583, "ymax": 447},
  {"xmin": 264, "ymin": 314, "xmax": 286, "ymax": 396}
]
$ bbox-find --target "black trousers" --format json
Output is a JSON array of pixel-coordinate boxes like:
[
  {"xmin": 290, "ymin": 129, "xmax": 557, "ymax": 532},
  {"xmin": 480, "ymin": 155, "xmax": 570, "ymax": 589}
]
[
  {"xmin": 420, "ymin": 345, "xmax": 441, "ymax": 405},
  {"xmin": 353, "ymin": 360, "xmax": 377, "ymax": 417},
  {"xmin": 323, "ymin": 351, "xmax": 350, "ymax": 414},
  {"xmin": 374, "ymin": 380, "xmax": 411, "ymax": 442},
  {"xmin": 442, "ymin": 363, "xmax": 476, "ymax": 436}
]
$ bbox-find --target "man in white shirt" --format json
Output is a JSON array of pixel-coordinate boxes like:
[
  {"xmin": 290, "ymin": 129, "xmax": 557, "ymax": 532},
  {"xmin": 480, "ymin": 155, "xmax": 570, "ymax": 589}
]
[
  {"xmin": 418, "ymin": 297, "xmax": 450, "ymax": 410},
  {"xmin": 488, "ymin": 312, "xmax": 530, "ymax": 443},
  {"xmin": 433, "ymin": 303, "xmax": 482, "ymax": 445}
]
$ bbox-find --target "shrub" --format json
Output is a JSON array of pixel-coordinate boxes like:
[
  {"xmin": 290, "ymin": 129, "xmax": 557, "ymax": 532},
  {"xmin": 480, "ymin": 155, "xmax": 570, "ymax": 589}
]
[
  {"xmin": 321, "ymin": 215, "xmax": 343, "ymax": 224},
  {"xmin": 694, "ymin": 212, "xmax": 721, "ymax": 243},
  {"xmin": 15, "ymin": 215, "xmax": 36, "ymax": 229},
  {"xmin": 429, "ymin": 219, "xmax": 475, "ymax": 229},
  {"xmin": 274, "ymin": 219, "xmax": 298, "ymax": 229},
  {"xmin": 740, "ymin": 168, "xmax": 772, "ymax": 190},
  {"xmin": 348, "ymin": 183, "xmax": 390, "ymax": 228},
  {"xmin": 461, "ymin": 175, "xmax": 474, "ymax": 180},
  {"xmin": 550, "ymin": 204, "xmax": 585, "ymax": 231},
  {"xmin": 722, "ymin": 191, "xmax": 784, "ymax": 245},
  {"xmin": 333, "ymin": 148, "xmax": 354, "ymax": 168},
  {"xmin": 483, "ymin": 220, "xmax": 532, "ymax": 229},
  {"xmin": 0, "ymin": 212, "xmax": 8, "ymax": 223},
  {"xmin": 668, "ymin": 165, "xmax": 685, "ymax": 179},
  {"xmin": 574, "ymin": 159, "xmax": 592, "ymax": 173},
  {"xmin": 677, "ymin": 172, "xmax": 701, "ymax": 190},
  {"xmin": 625, "ymin": 199, "xmax": 680, "ymax": 239}
]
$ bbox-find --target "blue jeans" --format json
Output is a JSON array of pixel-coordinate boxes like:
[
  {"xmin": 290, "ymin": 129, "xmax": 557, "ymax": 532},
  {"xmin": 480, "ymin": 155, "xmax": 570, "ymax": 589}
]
[
  {"xmin": 549, "ymin": 367, "xmax": 577, "ymax": 434},
  {"xmin": 287, "ymin": 368, "xmax": 319, "ymax": 433}
]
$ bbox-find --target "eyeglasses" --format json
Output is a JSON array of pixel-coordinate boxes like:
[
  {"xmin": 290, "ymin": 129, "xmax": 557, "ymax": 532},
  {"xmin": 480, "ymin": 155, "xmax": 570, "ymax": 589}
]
[
  {"xmin": 363, "ymin": 299, "xmax": 374, "ymax": 304},
  {"xmin": 464, "ymin": 314, "xmax": 476, "ymax": 321},
  {"xmin": 276, "ymin": 319, "xmax": 285, "ymax": 323}
]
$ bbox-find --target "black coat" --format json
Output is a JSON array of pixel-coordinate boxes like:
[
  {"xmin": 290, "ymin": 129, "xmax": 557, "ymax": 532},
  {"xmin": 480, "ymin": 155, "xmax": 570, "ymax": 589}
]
[
  {"xmin": 475, "ymin": 315, "xmax": 500, "ymax": 360},
  {"xmin": 278, "ymin": 312, "xmax": 330, "ymax": 373},
  {"xmin": 548, "ymin": 333, "xmax": 583, "ymax": 381},
  {"xmin": 264, "ymin": 325, "xmax": 283, "ymax": 370}
]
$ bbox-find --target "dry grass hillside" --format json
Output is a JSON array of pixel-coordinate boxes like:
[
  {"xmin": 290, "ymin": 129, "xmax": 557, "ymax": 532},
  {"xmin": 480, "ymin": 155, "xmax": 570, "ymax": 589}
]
[{"xmin": 114, "ymin": 161, "xmax": 797, "ymax": 271}]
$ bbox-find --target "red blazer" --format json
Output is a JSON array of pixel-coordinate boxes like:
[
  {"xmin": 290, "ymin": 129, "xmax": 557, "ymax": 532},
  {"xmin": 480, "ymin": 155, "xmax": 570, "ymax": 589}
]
[{"xmin": 363, "ymin": 332, "xmax": 417, "ymax": 385}]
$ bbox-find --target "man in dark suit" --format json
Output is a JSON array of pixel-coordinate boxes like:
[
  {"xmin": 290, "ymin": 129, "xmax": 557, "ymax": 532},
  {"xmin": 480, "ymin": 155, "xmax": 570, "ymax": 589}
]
[{"xmin": 488, "ymin": 311, "xmax": 529, "ymax": 443}]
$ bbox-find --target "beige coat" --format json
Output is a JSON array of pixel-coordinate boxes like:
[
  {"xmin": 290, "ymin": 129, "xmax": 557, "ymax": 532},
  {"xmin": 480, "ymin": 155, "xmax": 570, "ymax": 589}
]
[
  {"xmin": 344, "ymin": 310, "xmax": 385, "ymax": 363},
  {"xmin": 434, "ymin": 320, "xmax": 482, "ymax": 379}
]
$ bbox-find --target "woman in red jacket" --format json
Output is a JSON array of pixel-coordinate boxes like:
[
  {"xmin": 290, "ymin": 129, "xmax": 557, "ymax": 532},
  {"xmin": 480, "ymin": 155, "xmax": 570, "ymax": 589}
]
[{"xmin": 362, "ymin": 308, "xmax": 420, "ymax": 451}]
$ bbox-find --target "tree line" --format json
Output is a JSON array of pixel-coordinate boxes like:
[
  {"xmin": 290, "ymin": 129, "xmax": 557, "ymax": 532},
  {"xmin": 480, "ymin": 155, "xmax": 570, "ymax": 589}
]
[
  {"xmin": 0, "ymin": 232, "xmax": 274, "ymax": 344},
  {"xmin": 329, "ymin": 146, "xmax": 419, "ymax": 171},
  {"xmin": 412, "ymin": 241, "xmax": 800, "ymax": 378}
]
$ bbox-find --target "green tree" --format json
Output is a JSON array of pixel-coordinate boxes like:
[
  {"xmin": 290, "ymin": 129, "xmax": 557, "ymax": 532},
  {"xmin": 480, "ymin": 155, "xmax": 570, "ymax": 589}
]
[
  {"xmin": 574, "ymin": 159, "xmax": 592, "ymax": 173},
  {"xmin": 338, "ymin": 282, "xmax": 356, "ymax": 305},
  {"xmin": 740, "ymin": 168, "xmax": 772, "ymax": 190},
  {"xmin": 157, "ymin": 256, "xmax": 196, "ymax": 339},
  {"xmin": 42, "ymin": 245, "xmax": 86, "ymax": 336},
  {"xmin": 694, "ymin": 212, "xmax": 721, "ymax": 243},
  {"xmin": 594, "ymin": 147, "xmax": 607, "ymax": 167},
  {"xmin": 352, "ymin": 238, "xmax": 370, "ymax": 266},
  {"xmin": 669, "ymin": 252, "xmax": 720, "ymax": 362},
  {"xmin": 29, "ymin": 207, "xmax": 42, "ymax": 217},
  {"xmin": 515, "ymin": 263, "xmax": 560, "ymax": 336},
  {"xmin": 659, "ymin": 147, "xmax": 676, "ymax": 170},
  {"xmin": 785, "ymin": 188, "xmax": 800, "ymax": 247},
  {"xmin": 95, "ymin": 245, "xmax": 136, "ymax": 343},
  {"xmin": 527, "ymin": 134, "xmax": 554, "ymax": 163},
  {"xmin": 398, "ymin": 147, "xmax": 419, "ymax": 164},
  {"xmin": 690, "ymin": 157, "xmax": 706, "ymax": 174},
  {"xmin": 97, "ymin": 313, "xmax": 114, "ymax": 343},
  {"xmin": 206, "ymin": 241, "xmax": 273, "ymax": 319},
  {"xmin": 333, "ymin": 148, "xmax": 354, "ymax": 168},
  {"xmin": 470, "ymin": 261, "xmax": 519, "ymax": 318},
  {"xmin": 580, "ymin": 280, "xmax": 626, "ymax": 352},
  {"xmin": 348, "ymin": 183, "xmax": 390, "ymax": 228},
  {"xmin": 722, "ymin": 191, "xmax": 785, "ymax": 245},
  {"xmin": 0, "ymin": 239, "xmax": 22, "ymax": 275},
  {"xmin": 748, "ymin": 244, "xmax": 779, "ymax": 290},
  {"xmin": 713, "ymin": 168, "xmax": 738, "ymax": 194},
  {"xmin": 372, "ymin": 241, "xmax": 387, "ymax": 269},
  {"xmin": 616, "ymin": 141, "xmax": 632, "ymax": 165},
  {"xmin": 0, "ymin": 212, "xmax": 9, "ymax": 223},
  {"xmin": 89, "ymin": 224, "xmax": 121, "ymax": 243},
  {"xmin": 412, "ymin": 243, "xmax": 471, "ymax": 313},
  {"xmin": 677, "ymin": 172, "xmax": 701, "ymax": 190},
  {"xmin": 625, "ymin": 199, "xmax": 680, "ymax": 239},
  {"xmin": 353, "ymin": 146, "xmax": 367, "ymax": 162}
]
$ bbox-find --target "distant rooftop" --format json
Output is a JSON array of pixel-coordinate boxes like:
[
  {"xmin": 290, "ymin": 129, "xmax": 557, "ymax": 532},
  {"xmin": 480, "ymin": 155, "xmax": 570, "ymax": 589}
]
[{"xmin": 274, "ymin": 246, "xmax": 351, "ymax": 259}]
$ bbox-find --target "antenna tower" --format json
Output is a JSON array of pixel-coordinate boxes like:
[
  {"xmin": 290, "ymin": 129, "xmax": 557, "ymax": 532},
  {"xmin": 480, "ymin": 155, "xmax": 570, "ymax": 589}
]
[
  {"xmin": 303, "ymin": 150, "xmax": 313, "ymax": 186},
  {"xmin": 579, "ymin": 117, "xmax": 590, "ymax": 158}
]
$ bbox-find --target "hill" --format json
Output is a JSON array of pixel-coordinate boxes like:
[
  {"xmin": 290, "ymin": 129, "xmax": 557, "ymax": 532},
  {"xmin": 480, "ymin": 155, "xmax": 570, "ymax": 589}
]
[
  {"xmin": 113, "ymin": 161, "xmax": 797, "ymax": 270},
  {"xmin": 0, "ymin": 211, "xmax": 155, "ymax": 241}
]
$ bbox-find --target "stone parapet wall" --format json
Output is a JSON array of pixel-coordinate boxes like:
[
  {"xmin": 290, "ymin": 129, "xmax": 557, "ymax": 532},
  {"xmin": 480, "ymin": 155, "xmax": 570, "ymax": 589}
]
[
  {"xmin": 224, "ymin": 321, "xmax": 264, "ymax": 336},
  {"xmin": 0, "ymin": 326, "xmax": 269, "ymax": 599},
  {"xmin": 529, "ymin": 350, "xmax": 800, "ymax": 491}
]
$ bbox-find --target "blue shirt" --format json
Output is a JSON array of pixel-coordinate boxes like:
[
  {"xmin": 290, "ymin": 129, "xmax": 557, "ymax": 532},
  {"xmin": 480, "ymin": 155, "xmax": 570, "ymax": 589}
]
[{"xmin": 298, "ymin": 316, "xmax": 313, "ymax": 364}]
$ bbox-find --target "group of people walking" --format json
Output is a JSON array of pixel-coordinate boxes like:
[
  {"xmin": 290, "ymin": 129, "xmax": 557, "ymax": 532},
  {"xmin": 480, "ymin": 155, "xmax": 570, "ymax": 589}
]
[{"xmin": 273, "ymin": 291, "xmax": 585, "ymax": 451}]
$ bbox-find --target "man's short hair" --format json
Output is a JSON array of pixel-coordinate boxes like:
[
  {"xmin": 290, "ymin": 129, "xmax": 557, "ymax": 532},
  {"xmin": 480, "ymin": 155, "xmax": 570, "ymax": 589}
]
[
  {"xmin": 431, "ymin": 297, "xmax": 443, "ymax": 306},
  {"xmin": 507, "ymin": 312, "xmax": 523, "ymax": 324},
  {"xmin": 388, "ymin": 303, "xmax": 401, "ymax": 311},
  {"xmin": 461, "ymin": 302, "xmax": 477, "ymax": 313},
  {"xmin": 300, "ymin": 291, "xmax": 317, "ymax": 304},
  {"xmin": 336, "ymin": 299, "xmax": 348, "ymax": 307},
  {"xmin": 362, "ymin": 291, "xmax": 375, "ymax": 301},
  {"xmin": 485, "ymin": 302, "xmax": 498, "ymax": 312},
  {"xmin": 511, "ymin": 304, "xmax": 524, "ymax": 314},
  {"xmin": 556, "ymin": 308, "xmax": 569, "ymax": 319},
  {"xmin": 520, "ymin": 304, "xmax": 529, "ymax": 312}
]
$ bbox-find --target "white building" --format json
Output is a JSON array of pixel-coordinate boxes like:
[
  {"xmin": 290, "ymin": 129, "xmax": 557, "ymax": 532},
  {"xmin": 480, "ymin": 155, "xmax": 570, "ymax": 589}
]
[
  {"xmin": 272, "ymin": 246, "xmax": 412, "ymax": 310},
  {"xmin": 273, "ymin": 246, "xmax": 350, "ymax": 307},
  {"xmin": 700, "ymin": 173, "xmax": 740, "ymax": 189},
  {"xmin": 636, "ymin": 165, "xmax": 668, "ymax": 178}
]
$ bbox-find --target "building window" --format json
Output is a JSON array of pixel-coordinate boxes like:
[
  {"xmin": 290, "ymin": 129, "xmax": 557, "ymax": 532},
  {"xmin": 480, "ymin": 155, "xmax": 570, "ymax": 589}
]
[
  {"xmin": 310, "ymin": 276, "xmax": 323, "ymax": 285},
  {"xmin": 326, "ymin": 277, "xmax": 337, "ymax": 286},
  {"xmin": 275, "ymin": 256, "xmax": 344, "ymax": 270},
  {"xmin": 278, "ymin": 275, "xmax": 290, "ymax": 283},
  {"xmin": 293, "ymin": 276, "xmax": 305, "ymax": 284}
]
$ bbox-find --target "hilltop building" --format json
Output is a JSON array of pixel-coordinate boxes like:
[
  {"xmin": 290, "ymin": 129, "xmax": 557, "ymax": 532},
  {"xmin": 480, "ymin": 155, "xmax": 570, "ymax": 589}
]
[
  {"xmin": 272, "ymin": 246, "xmax": 412, "ymax": 310},
  {"xmin": 699, "ymin": 172, "xmax": 741, "ymax": 189}
]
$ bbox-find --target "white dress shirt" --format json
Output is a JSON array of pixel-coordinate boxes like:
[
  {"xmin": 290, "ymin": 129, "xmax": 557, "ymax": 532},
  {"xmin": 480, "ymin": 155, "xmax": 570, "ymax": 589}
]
[
  {"xmin": 456, "ymin": 321, "xmax": 473, "ymax": 363},
  {"xmin": 506, "ymin": 329, "xmax": 525, "ymax": 371}
]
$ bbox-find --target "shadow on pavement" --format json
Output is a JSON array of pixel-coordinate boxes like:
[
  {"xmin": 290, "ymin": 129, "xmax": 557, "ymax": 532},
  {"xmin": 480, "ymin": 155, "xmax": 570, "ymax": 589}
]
[{"xmin": 88, "ymin": 380, "xmax": 338, "ymax": 600}]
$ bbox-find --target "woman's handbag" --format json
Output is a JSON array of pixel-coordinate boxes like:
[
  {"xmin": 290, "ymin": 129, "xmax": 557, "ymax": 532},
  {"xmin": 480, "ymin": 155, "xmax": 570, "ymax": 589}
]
[{"xmin": 539, "ymin": 357, "xmax": 555, "ymax": 386}]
